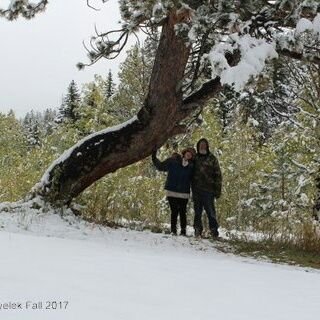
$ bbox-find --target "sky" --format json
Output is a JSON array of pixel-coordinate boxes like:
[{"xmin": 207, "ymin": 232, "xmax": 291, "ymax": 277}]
[{"xmin": 0, "ymin": 0, "xmax": 135, "ymax": 117}]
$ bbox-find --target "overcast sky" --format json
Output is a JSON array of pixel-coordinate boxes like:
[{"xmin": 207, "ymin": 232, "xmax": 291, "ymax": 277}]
[{"xmin": 0, "ymin": 0, "xmax": 134, "ymax": 117}]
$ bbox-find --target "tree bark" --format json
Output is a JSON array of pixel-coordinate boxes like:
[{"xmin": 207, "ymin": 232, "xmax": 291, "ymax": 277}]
[
  {"xmin": 33, "ymin": 11, "xmax": 197, "ymax": 206},
  {"xmin": 313, "ymin": 174, "xmax": 320, "ymax": 221}
]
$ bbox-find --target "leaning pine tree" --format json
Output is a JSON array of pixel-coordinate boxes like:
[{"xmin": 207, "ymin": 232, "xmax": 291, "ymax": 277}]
[{"xmin": 1, "ymin": 0, "xmax": 319, "ymax": 208}]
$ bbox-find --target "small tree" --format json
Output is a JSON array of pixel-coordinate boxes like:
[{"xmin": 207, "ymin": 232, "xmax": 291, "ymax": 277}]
[
  {"xmin": 105, "ymin": 70, "xmax": 116, "ymax": 99},
  {"xmin": 57, "ymin": 80, "xmax": 81, "ymax": 124},
  {"xmin": 23, "ymin": 110, "xmax": 42, "ymax": 148}
]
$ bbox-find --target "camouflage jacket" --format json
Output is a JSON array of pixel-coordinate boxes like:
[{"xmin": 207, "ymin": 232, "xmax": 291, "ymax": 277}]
[{"xmin": 192, "ymin": 153, "xmax": 222, "ymax": 197}]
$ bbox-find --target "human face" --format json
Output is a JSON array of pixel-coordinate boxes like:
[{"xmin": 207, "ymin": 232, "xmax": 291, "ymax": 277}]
[
  {"xmin": 198, "ymin": 141, "xmax": 208, "ymax": 155},
  {"xmin": 183, "ymin": 151, "xmax": 193, "ymax": 160}
]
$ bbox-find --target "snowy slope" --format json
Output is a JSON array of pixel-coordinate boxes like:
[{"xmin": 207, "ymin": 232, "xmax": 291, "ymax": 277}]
[{"xmin": 0, "ymin": 211, "xmax": 319, "ymax": 320}]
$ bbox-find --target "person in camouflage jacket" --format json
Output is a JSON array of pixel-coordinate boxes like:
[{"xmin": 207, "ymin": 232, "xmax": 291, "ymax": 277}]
[{"xmin": 192, "ymin": 138, "xmax": 222, "ymax": 238}]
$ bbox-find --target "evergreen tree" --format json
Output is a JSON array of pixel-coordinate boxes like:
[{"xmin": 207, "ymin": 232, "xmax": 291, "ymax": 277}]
[
  {"xmin": 105, "ymin": 70, "xmax": 116, "ymax": 99},
  {"xmin": 57, "ymin": 80, "xmax": 80, "ymax": 123},
  {"xmin": 43, "ymin": 108, "xmax": 57, "ymax": 136},
  {"xmin": 112, "ymin": 34, "xmax": 158, "ymax": 121},
  {"xmin": 243, "ymin": 120, "xmax": 312, "ymax": 224},
  {"xmin": 75, "ymin": 75, "xmax": 116, "ymax": 135},
  {"xmin": 0, "ymin": 112, "xmax": 29, "ymax": 201},
  {"xmin": 141, "ymin": 29, "xmax": 159, "ymax": 74},
  {"xmin": 242, "ymin": 58, "xmax": 297, "ymax": 141},
  {"xmin": 218, "ymin": 57, "xmax": 297, "ymax": 143},
  {"xmin": 22, "ymin": 110, "xmax": 42, "ymax": 147}
]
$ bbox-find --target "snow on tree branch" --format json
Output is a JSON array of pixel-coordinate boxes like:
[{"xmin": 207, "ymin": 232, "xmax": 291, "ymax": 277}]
[
  {"xmin": 0, "ymin": 0, "xmax": 48, "ymax": 20},
  {"xmin": 207, "ymin": 34, "xmax": 278, "ymax": 91},
  {"xmin": 180, "ymin": 0, "xmax": 320, "ymax": 92},
  {"xmin": 273, "ymin": 13, "xmax": 320, "ymax": 65}
]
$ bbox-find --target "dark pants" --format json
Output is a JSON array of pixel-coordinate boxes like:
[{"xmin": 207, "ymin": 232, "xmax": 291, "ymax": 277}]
[
  {"xmin": 193, "ymin": 189, "xmax": 219, "ymax": 235},
  {"xmin": 167, "ymin": 197, "xmax": 188, "ymax": 234}
]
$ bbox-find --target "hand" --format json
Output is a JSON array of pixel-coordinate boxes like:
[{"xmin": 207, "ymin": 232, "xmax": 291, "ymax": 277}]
[{"xmin": 171, "ymin": 152, "xmax": 180, "ymax": 159}]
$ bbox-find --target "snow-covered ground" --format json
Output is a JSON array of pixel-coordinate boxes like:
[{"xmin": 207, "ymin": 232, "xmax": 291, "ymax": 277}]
[{"xmin": 0, "ymin": 210, "xmax": 319, "ymax": 320}]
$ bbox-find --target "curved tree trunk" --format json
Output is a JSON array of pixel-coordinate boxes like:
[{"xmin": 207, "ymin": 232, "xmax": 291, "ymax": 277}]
[
  {"xmin": 21, "ymin": 6, "xmax": 315, "ymax": 208},
  {"xmin": 31, "ymin": 11, "xmax": 201, "ymax": 206}
]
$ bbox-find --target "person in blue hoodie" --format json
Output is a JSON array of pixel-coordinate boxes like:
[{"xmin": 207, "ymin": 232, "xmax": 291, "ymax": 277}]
[{"xmin": 152, "ymin": 147, "xmax": 196, "ymax": 235}]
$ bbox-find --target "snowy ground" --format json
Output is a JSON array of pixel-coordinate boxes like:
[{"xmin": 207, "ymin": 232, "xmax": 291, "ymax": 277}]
[{"xmin": 0, "ymin": 210, "xmax": 319, "ymax": 320}]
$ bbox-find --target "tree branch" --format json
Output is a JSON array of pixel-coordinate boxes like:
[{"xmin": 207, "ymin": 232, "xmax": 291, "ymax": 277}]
[
  {"xmin": 0, "ymin": 0, "xmax": 48, "ymax": 20},
  {"xmin": 278, "ymin": 48, "xmax": 320, "ymax": 66},
  {"xmin": 179, "ymin": 77, "xmax": 222, "ymax": 118}
]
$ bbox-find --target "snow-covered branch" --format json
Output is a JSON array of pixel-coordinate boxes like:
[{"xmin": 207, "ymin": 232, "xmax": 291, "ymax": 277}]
[
  {"xmin": 207, "ymin": 34, "xmax": 278, "ymax": 91},
  {"xmin": 0, "ymin": 0, "xmax": 48, "ymax": 20}
]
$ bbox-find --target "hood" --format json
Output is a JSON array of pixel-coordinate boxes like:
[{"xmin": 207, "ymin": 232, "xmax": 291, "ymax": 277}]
[{"xmin": 196, "ymin": 138, "xmax": 210, "ymax": 154}]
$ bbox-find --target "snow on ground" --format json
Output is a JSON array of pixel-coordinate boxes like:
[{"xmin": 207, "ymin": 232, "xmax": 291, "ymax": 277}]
[{"xmin": 0, "ymin": 210, "xmax": 319, "ymax": 320}]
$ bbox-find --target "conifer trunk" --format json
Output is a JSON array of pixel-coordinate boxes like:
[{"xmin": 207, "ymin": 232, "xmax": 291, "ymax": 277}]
[
  {"xmin": 33, "ymin": 12, "xmax": 195, "ymax": 206},
  {"xmin": 313, "ymin": 173, "xmax": 320, "ymax": 221}
]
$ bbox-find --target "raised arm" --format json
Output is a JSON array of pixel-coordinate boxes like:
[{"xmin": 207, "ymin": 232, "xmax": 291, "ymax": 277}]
[{"xmin": 152, "ymin": 150, "xmax": 172, "ymax": 172}]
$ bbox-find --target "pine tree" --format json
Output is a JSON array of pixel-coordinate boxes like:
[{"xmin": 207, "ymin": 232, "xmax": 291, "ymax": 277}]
[
  {"xmin": 75, "ymin": 76, "xmax": 116, "ymax": 135},
  {"xmin": 43, "ymin": 108, "xmax": 57, "ymax": 136},
  {"xmin": 57, "ymin": 80, "xmax": 80, "ymax": 123},
  {"xmin": 112, "ymin": 34, "xmax": 158, "ymax": 121},
  {"xmin": 105, "ymin": 70, "xmax": 116, "ymax": 99},
  {"xmin": 141, "ymin": 29, "xmax": 159, "ymax": 74},
  {"xmin": 22, "ymin": 110, "xmax": 42, "ymax": 148},
  {"xmin": 226, "ymin": 57, "xmax": 297, "ymax": 143}
]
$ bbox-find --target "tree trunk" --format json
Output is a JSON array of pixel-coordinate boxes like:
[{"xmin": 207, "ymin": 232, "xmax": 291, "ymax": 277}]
[
  {"xmin": 313, "ymin": 173, "xmax": 320, "ymax": 221},
  {"xmin": 313, "ymin": 118, "xmax": 320, "ymax": 222},
  {"xmin": 32, "ymin": 11, "xmax": 197, "ymax": 206}
]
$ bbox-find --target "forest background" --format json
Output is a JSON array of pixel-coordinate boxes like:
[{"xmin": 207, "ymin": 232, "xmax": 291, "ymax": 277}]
[{"xmin": 1, "ymin": 7, "xmax": 320, "ymax": 266}]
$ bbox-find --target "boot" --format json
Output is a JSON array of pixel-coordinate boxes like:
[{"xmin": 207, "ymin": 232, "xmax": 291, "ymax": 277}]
[
  {"xmin": 194, "ymin": 228, "xmax": 202, "ymax": 238},
  {"xmin": 211, "ymin": 228, "xmax": 219, "ymax": 238}
]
